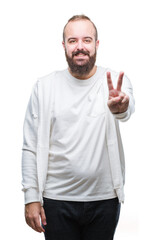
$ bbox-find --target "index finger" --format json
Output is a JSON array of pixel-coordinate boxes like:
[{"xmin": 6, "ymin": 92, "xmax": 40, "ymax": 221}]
[
  {"xmin": 117, "ymin": 72, "xmax": 124, "ymax": 91},
  {"xmin": 107, "ymin": 72, "xmax": 114, "ymax": 91}
]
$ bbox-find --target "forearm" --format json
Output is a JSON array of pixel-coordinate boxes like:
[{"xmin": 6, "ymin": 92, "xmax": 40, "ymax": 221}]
[
  {"xmin": 22, "ymin": 81, "xmax": 39, "ymax": 204},
  {"xmin": 22, "ymin": 149, "xmax": 40, "ymax": 204}
]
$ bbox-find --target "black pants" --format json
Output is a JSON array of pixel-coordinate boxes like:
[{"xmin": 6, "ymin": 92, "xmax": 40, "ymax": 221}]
[{"xmin": 43, "ymin": 197, "xmax": 121, "ymax": 240}]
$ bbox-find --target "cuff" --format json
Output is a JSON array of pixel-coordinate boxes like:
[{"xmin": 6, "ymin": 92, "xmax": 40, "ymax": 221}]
[
  {"xmin": 113, "ymin": 109, "xmax": 129, "ymax": 121},
  {"xmin": 24, "ymin": 188, "xmax": 40, "ymax": 205}
]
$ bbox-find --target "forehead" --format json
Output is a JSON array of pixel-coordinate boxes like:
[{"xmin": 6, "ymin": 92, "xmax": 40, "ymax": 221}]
[{"xmin": 64, "ymin": 20, "xmax": 95, "ymax": 39}]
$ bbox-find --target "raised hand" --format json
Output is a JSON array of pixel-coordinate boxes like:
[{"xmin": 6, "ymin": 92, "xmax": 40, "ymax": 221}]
[{"xmin": 107, "ymin": 71, "xmax": 129, "ymax": 114}]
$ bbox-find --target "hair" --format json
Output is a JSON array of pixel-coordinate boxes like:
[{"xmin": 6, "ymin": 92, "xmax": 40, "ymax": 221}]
[{"xmin": 63, "ymin": 14, "xmax": 98, "ymax": 42}]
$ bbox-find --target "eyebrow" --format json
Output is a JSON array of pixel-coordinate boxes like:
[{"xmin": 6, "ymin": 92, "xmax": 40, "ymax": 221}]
[
  {"xmin": 67, "ymin": 37, "xmax": 93, "ymax": 41},
  {"xmin": 84, "ymin": 37, "xmax": 93, "ymax": 40},
  {"xmin": 67, "ymin": 38, "xmax": 76, "ymax": 41}
]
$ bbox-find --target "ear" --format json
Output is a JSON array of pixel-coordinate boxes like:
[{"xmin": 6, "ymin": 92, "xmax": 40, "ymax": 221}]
[
  {"xmin": 62, "ymin": 41, "xmax": 66, "ymax": 50},
  {"xmin": 96, "ymin": 40, "xmax": 99, "ymax": 50}
]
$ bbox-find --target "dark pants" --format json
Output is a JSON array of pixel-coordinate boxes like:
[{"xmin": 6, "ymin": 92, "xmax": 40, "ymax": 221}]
[{"xmin": 43, "ymin": 197, "xmax": 121, "ymax": 240}]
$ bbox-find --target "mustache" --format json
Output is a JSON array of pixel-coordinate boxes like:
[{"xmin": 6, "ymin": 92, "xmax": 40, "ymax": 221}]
[{"xmin": 72, "ymin": 50, "xmax": 90, "ymax": 57}]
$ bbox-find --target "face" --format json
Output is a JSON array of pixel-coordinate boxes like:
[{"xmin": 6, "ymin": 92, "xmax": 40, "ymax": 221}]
[{"xmin": 62, "ymin": 20, "xmax": 99, "ymax": 77}]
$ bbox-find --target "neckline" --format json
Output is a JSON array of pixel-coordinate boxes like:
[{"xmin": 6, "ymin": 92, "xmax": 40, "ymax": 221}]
[{"xmin": 64, "ymin": 66, "xmax": 101, "ymax": 86}]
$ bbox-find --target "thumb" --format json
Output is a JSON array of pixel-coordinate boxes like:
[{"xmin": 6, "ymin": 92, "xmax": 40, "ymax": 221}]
[{"xmin": 41, "ymin": 207, "xmax": 47, "ymax": 226}]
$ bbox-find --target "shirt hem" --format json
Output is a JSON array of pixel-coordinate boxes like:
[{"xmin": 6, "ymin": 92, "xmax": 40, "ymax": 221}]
[{"xmin": 43, "ymin": 192, "xmax": 117, "ymax": 202}]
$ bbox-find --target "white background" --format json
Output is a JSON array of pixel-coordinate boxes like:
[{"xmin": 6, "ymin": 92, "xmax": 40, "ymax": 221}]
[{"xmin": 0, "ymin": 0, "xmax": 155, "ymax": 239}]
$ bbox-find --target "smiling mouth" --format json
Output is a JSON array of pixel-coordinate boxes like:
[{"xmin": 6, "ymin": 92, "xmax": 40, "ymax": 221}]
[
  {"xmin": 72, "ymin": 50, "xmax": 89, "ymax": 58},
  {"xmin": 75, "ymin": 53, "xmax": 87, "ymax": 57}
]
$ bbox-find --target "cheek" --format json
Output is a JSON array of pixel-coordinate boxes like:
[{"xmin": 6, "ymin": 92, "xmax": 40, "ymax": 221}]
[
  {"xmin": 86, "ymin": 44, "xmax": 96, "ymax": 54},
  {"xmin": 88, "ymin": 47, "xmax": 96, "ymax": 56},
  {"xmin": 66, "ymin": 45, "xmax": 76, "ymax": 54}
]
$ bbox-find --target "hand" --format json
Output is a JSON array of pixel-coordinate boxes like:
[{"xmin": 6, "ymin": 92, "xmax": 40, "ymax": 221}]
[
  {"xmin": 25, "ymin": 202, "xmax": 47, "ymax": 233},
  {"xmin": 107, "ymin": 71, "xmax": 129, "ymax": 114}
]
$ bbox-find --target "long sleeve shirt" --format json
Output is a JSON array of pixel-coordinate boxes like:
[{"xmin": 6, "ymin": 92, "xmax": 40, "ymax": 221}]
[{"xmin": 22, "ymin": 66, "xmax": 135, "ymax": 205}]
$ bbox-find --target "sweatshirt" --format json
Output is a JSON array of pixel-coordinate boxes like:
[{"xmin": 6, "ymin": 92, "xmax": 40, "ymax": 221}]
[{"xmin": 22, "ymin": 66, "xmax": 135, "ymax": 205}]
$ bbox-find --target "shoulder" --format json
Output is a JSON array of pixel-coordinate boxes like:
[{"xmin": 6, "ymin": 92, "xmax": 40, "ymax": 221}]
[
  {"xmin": 98, "ymin": 66, "xmax": 120, "ymax": 79},
  {"xmin": 105, "ymin": 67, "xmax": 119, "ymax": 79},
  {"xmin": 32, "ymin": 69, "xmax": 66, "ymax": 92},
  {"xmin": 37, "ymin": 70, "xmax": 60, "ymax": 85}
]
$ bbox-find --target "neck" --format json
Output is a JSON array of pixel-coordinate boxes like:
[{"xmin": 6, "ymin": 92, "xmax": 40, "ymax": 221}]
[{"xmin": 68, "ymin": 65, "xmax": 97, "ymax": 80}]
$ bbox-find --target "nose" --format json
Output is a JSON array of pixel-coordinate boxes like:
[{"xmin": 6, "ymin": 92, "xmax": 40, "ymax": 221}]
[{"xmin": 76, "ymin": 40, "xmax": 83, "ymax": 50}]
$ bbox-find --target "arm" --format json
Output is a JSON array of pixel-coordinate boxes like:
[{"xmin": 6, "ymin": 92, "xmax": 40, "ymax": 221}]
[
  {"xmin": 22, "ymin": 82, "xmax": 46, "ymax": 232},
  {"xmin": 22, "ymin": 82, "xmax": 39, "ymax": 203}
]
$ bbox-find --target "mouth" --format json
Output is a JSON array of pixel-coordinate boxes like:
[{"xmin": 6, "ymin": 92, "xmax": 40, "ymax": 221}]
[
  {"xmin": 73, "ymin": 53, "xmax": 89, "ymax": 61},
  {"xmin": 75, "ymin": 53, "xmax": 86, "ymax": 56},
  {"xmin": 74, "ymin": 54, "xmax": 88, "ymax": 59},
  {"xmin": 72, "ymin": 51, "xmax": 89, "ymax": 58}
]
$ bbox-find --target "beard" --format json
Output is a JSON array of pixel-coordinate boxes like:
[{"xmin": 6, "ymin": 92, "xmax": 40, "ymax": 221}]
[{"xmin": 65, "ymin": 49, "xmax": 97, "ymax": 77}]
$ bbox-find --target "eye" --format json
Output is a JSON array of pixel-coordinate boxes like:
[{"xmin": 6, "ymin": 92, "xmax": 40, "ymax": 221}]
[
  {"xmin": 84, "ymin": 38, "xmax": 92, "ymax": 43},
  {"xmin": 68, "ymin": 39, "xmax": 77, "ymax": 44}
]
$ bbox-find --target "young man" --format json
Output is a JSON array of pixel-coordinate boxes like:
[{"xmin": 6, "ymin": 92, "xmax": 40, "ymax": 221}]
[{"xmin": 22, "ymin": 15, "xmax": 135, "ymax": 240}]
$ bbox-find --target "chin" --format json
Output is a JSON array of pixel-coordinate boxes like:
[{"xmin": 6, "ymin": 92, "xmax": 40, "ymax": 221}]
[{"xmin": 74, "ymin": 59, "xmax": 89, "ymax": 66}]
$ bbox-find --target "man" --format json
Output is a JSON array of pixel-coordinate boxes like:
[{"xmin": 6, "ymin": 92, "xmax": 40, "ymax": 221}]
[{"xmin": 22, "ymin": 15, "xmax": 135, "ymax": 240}]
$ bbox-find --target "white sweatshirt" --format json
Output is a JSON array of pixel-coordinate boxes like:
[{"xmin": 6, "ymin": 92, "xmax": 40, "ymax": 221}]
[
  {"xmin": 43, "ymin": 67, "xmax": 116, "ymax": 201},
  {"xmin": 22, "ymin": 66, "xmax": 135, "ymax": 205}
]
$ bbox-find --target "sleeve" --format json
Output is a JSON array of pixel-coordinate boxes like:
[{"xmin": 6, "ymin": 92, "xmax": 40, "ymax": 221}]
[
  {"xmin": 112, "ymin": 74, "xmax": 135, "ymax": 122},
  {"xmin": 21, "ymin": 81, "xmax": 40, "ymax": 205}
]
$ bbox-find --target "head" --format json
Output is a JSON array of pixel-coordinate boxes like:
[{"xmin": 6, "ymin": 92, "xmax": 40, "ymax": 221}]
[{"xmin": 62, "ymin": 15, "xmax": 99, "ymax": 79}]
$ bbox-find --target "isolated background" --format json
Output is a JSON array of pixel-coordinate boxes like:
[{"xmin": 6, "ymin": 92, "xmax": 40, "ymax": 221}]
[{"xmin": 0, "ymin": 0, "xmax": 155, "ymax": 239}]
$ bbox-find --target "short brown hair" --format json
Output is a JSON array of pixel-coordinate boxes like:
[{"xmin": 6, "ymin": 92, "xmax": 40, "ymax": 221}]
[{"xmin": 63, "ymin": 14, "xmax": 98, "ymax": 42}]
